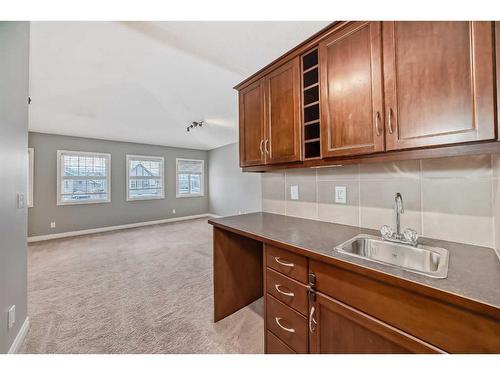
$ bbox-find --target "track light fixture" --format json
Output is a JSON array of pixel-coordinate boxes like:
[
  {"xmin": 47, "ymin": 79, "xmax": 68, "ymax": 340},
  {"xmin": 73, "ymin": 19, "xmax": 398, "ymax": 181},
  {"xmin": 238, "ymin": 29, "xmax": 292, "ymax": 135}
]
[{"xmin": 187, "ymin": 121, "xmax": 204, "ymax": 132}]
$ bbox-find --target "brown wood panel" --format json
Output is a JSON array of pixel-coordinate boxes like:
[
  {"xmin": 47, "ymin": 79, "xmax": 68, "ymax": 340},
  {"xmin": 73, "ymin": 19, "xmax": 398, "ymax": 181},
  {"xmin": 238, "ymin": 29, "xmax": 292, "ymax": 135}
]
[
  {"xmin": 319, "ymin": 21, "xmax": 385, "ymax": 157},
  {"xmin": 310, "ymin": 259, "xmax": 500, "ymax": 353},
  {"xmin": 266, "ymin": 294, "xmax": 308, "ymax": 353},
  {"xmin": 266, "ymin": 267, "xmax": 308, "ymax": 316},
  {"xmin": 239, "ymin": 79, "xmax": 266, "ymax": 167},
  {"xmin": 309, "ymin": 292, "xmax": 443, "ymax": 353},
  {"xmin": 266, "ymin": 330, "xmax": 296, "ymax": 354},
  {"xmin": 496, "ymin": 21, "xmax": 500, "ymax": 140},
  {"xmin": 383, "ymin": 21, "xmax": 496, "ymax": 150},
  {"xmin": 241, "ymin": 141, "xmax": 500, "ymax": 172},
  {"xmin": 266, "ymin": 58, "xmax": 302, "ymax": 164},
  {"xmin": 265, "ymin": 244, "xmax": 308, "ymax": 284},
  {"xmin": 234, "ymin": 22, "xmax": 344, "ymax": 90},
  {"xmin": 213, "ymin": 227, "xmax": 263, "ymax": 322}
]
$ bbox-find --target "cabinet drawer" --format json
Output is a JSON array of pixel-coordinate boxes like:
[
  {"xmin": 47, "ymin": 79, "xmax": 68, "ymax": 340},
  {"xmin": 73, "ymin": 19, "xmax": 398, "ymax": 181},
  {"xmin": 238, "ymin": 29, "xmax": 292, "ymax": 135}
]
[
  {"xmin": 266, "ymin": 267, "xmax": 308, "ymax": 316},
  {"xmin": 266, "ymin": 294, "xmax": 308, "ymax": 353},
  {"xmin": 266, "ymin": 244, "xmax": 308, "ymax": 284},
  {"xmin": 266, "ymin": 330, "xmax": 296, "ymax": 354},
  {"xmin": 310, "ymin": 260, "xmax": 500, "ymax": 353}
]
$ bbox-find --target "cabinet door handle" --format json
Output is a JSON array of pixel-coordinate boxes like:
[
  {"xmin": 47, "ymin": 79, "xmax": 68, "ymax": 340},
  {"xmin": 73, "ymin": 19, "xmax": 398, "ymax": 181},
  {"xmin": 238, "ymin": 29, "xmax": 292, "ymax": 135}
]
[
  {"xmin": 375, "ymin": 111, "xmax": 381, "ymax": 136},
  {"xmin": 274, "ymin": 257, "xmax": 294, "ymax": 268},
  {"xmin": 275, "ymin": 317, "xmax": 295, "ymax": 333},
  {"xmin": 388, "ymin": 107, "xmax": 394, "ymax": 134},
  {"xmin": 275, "ymin": 284, "xmax": 295, "ymax": 297},
  {"xmin": 259, "ymin": 140, "xmax": 264, "ymax": 155},
  {"xmin": 309, "ymin": 306, "xmax": 317, "ymax": 333},
  {"xmin": 264, "ymin": 139, "xmax": 270, "ymax": 155}
]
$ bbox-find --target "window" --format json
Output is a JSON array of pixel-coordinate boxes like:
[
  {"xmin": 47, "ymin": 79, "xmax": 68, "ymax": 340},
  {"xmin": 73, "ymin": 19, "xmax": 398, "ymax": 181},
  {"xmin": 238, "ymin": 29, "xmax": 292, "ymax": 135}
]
[
  {"xmin": 176, "ymin": 158, "xmax": 204, "ymax": 197},
  {"xmin": 27, "ymin": 148, "xmax": 34, "ymax": 208},
  {"xmin": 57, "ymin": 150, "xmax": 111, "ymax": 205},
  {"xmin": 126, "ymin": 155, "xmax": 165, "ymax": 201}
]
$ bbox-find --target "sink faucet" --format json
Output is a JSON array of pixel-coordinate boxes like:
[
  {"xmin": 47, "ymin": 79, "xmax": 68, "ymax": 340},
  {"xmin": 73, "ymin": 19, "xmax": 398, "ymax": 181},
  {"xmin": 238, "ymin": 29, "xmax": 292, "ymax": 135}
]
[
  {"xmin": 395, "ymin": 192, "xmax": 404, "ymax": 237},
  {"xmin": 381, "ymin": 192, "xmax": 419, "ymax": 246}
]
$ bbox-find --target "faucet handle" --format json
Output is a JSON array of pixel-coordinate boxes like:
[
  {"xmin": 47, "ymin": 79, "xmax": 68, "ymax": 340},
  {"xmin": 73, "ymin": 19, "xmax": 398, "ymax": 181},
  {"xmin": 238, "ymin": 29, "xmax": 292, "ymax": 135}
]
[
  {"xmin": 380, "ymin": 225, "xmax": 393, "ymax": 239},
  {"xmin": 403, "ymin": 228, "xmax": 419, "ymax": 245}
]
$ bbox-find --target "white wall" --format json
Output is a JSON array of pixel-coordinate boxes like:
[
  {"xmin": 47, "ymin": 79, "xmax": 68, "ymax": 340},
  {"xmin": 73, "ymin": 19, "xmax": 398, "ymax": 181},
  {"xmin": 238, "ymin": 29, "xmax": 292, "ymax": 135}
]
[
  {"xmin": 262, "ymin": 154, "xmax": 500, "ymax": 253},
  {"xmin": 208, "ymin": 142, "xmax": 261, "ymax": 216},
  {"xmin": 0, "ymin": 21, "xmax": 30, "ymax": 353}
]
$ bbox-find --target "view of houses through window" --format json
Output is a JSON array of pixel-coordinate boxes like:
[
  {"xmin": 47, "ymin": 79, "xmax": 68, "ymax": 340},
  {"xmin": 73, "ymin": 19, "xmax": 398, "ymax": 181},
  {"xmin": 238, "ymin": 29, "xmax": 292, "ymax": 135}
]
[
  {"xmin": 45, "ymin": 151, "xmax": 203, "ymax": 205},
  {"xmin": 127, "ymin": 155, "xmax": 164, "ymax": 200},
  {"xmin": 57, "ymin": 150, "xmax": 111, "ymax": 205}
]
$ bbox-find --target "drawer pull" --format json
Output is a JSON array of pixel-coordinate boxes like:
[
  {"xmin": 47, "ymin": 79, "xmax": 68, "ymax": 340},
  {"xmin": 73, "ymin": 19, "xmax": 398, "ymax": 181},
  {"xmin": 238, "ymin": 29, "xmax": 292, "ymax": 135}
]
[
  {"xmin": 275, "ymin": 317, "xmax": 295, "ymax": 333},
  {"xmin": 275, "ymin": 284, "xmax": 295, "ymax": 297},
  {"xmin": 274, "ymin": 257, "xmax": 294, "ymax": 268},
  {"xmin": 309, "ymin": 306, "xmax": 317, "ymax": 333}
]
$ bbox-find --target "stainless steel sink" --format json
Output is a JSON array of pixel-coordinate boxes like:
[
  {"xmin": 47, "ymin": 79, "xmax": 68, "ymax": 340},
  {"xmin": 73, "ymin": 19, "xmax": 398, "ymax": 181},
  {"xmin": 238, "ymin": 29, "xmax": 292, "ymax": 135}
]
[{"xmin": 335, "ymin": 234, "xmax": 449, "ymax": 278}]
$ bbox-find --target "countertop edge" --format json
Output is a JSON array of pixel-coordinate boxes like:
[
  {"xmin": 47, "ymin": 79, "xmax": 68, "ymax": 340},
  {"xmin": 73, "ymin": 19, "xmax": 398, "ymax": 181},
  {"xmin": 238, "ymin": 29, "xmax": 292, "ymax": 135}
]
[{"xmin": 208, "ymin": 218, "xmax": 500, "ymax": 320}]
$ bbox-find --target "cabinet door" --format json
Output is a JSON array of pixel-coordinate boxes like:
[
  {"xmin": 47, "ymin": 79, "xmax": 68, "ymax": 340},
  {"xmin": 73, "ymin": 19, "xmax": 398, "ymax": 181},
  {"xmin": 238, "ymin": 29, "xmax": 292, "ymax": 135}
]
[
  {"xmin": 239, "ymin": 79, "xmax": 266, "ymax": 167},
  {"xmin": 319, "ymin": 21, "xmax": 385, "ymax": 157},
  {"xmin": 383, "ymin": 21, "xmax": 496, "ymax": 150},
  {"xmin": 309, "ymin": 292, "xmax": 442, "ymax": 354},
  {"xmin": 265, "ymin": 58, "xmax": 302, "ymax": 164}
]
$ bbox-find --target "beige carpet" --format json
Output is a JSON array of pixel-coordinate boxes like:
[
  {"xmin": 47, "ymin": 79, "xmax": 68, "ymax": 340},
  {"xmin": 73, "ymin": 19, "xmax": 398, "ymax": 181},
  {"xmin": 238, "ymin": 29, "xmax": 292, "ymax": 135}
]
[{"xmin": 20, "ymin": 218, "xmax": 264, "ymax": 354}]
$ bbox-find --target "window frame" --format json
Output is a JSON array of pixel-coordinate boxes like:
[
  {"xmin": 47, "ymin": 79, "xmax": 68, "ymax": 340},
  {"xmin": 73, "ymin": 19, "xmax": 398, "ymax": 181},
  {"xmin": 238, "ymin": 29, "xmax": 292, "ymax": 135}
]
[
  {"xmin": 56, "ymin": 150, "xmax": 112, "ymax": 206},
  {"xmin": 126, "ymin": 154, "xmax": 165, "ymax": 201},
  {"xmin": 176, "ymin": 158, "xmax": 205, "ymax": 198},
  {"xmin": 27, "ymin": 148, "xmax": 34, "ymax": 208}
]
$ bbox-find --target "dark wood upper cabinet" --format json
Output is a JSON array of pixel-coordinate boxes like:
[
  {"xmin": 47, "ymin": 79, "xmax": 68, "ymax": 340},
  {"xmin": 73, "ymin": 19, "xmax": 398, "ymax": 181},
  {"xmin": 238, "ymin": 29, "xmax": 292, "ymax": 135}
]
[
  {"xmin": 239, "ymin": 79, "xmax": 266, "ymax": 167},
  {"xmin": 236, "ymin": 21, "xmax": 500, "ymax": 171},
  {"xmin": 265, "ymin": 58, "xmax": 302, "ymax": 164},
  {"xmin": 383, "ymin": 21, "xmax": 496, "ymax": 150},
  {"xmin": 309, "ymin": 292, "xmax": 443, "ymax": 354},
  {"xmin": 319, "ymin": 21, "xmax": 385, "ymax": 157}
]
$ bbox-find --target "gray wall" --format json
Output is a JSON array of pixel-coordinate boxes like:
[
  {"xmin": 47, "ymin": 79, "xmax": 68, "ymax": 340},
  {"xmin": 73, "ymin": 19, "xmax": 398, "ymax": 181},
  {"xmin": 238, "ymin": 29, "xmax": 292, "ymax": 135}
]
[
  {"xmin": 0, "ymin": 22, "xmax": 29, "ymax": 353},
  {"xmin": 28, "ymin": 132, "xmax": 209, "ymax": 237},
  {"xmin": 208, "ymin": 142, "xmax": 261, "ymax": 216}
]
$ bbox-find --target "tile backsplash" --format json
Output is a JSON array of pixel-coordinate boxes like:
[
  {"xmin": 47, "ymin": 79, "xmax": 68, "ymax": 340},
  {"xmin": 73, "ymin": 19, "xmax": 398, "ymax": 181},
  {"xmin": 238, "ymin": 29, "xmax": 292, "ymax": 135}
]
[{"xmin": 262, "ymin": 154, "xmax": 500, "ymax": 257}]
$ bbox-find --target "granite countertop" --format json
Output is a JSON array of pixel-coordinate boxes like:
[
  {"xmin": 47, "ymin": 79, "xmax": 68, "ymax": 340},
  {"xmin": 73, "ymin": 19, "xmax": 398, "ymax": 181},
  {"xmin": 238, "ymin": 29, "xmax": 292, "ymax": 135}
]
[{"xmin": 209, "ymin": 212, "xmax": 500, "ymax": 310}]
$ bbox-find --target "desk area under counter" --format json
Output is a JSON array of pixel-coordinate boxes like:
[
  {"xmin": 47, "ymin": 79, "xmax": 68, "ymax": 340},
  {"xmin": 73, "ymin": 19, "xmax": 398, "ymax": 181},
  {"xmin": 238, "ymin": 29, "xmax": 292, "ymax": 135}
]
[{"xmin": 208, "ymin": 212, "xmax": 500, "ymax": 354}]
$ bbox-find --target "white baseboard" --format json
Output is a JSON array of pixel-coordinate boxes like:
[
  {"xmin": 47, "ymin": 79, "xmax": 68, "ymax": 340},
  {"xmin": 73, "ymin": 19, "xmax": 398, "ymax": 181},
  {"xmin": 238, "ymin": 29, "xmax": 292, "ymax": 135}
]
[
  {"xmin": 28, "ymin": 213, "xmax": 217, "ymax": 243},
  {"xmin": 8, "ymin": 317, "xmax": 30, "ymax": 354}
]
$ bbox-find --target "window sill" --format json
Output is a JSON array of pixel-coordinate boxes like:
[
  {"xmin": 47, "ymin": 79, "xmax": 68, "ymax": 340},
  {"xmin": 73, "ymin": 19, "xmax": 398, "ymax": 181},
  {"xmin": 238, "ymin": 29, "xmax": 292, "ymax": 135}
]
[
  {"xmin": 126, "ymin": 196, "xmax": 165, "ymax": 202},
  {"xmin": 56, "ymin": 199, "xmax": 111, "ymax": 206},
  {"xmin": 176, "ymin": 194, "xmax": 205, "ymax": 198}
]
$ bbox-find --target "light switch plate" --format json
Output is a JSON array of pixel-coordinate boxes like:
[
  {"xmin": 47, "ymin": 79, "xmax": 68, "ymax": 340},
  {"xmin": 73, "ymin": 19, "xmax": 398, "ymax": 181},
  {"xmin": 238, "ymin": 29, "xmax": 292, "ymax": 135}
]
[
  {"xmin": 17, "ymin": 193, "xmax": 26, "ymax": 209},
  {"xmin": 335, "ymin": 186, "xmax": 347, "ymax": 204},
  {"xmin": 8, "ymin": 305, "xmax": 15, "ymax": 329},
  {"xmin": 290, "ymin": 185, "xmax": 299, "ymax": 200}
]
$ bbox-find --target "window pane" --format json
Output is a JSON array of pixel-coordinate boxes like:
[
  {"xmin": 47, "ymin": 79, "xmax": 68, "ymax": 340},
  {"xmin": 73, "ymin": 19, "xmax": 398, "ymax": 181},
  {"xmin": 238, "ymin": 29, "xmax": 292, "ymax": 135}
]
[
  {"xmin": 63, "ymin": 179, "xmax": 108, "ymax": 196},
  {"xmin": 190, "ymin": 174, "xmax": 201, "ymax": 194},
  {"xmin": 63, "ymin": 154, "xmax": 107, "ymax": 177},
  {"xmin": 178, "ymin": 174, "xmax": 189, "ymax": 194},
  {"xmin": 129, "ymin": 159, "xmax": 161, "ymax": 177},
  {"xmin": 128, "ymin": 178, "xmax": 162, "ymax": 198}
]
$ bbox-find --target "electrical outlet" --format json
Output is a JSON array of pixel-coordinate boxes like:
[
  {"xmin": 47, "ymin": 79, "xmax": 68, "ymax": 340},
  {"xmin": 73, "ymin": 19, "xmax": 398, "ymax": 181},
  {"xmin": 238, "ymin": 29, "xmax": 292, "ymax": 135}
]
[
  {"xmin": 172, "ymin": 209, "xmax": 176, "ymax": 214},
  {"xmin": 8, "ymin": 305, "xmax": 15, "ymax": 329},
  {"xmin": 335, "ymin": 186, "xmax": 347, "ymax": 204},
  {"xmin": 290, "ymin": 185, "xmax": 299, "ymax": 200},
  {"xmin": 50, "ymin": 221, "xmax": 56, "ymax": 229}
]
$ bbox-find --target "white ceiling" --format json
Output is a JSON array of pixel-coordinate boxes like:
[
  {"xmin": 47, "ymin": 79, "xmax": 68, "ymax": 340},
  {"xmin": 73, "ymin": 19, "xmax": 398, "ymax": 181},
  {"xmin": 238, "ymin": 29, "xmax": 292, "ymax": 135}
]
[{"xmin": 29, "ymin": 21, "xmax": 330, "ymax": 150}]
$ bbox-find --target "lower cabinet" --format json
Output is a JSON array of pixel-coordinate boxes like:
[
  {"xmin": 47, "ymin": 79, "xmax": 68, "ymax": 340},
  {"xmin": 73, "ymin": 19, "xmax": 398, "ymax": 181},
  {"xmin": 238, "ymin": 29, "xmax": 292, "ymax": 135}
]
[
  {"xmin": 266, "ymin": 330, "xmax": 296, "ymax": 354},
  {"xmin": 263, "ymin": 244, "xmax": 441, "ymax": 354},
  {"xmin": 308, "ymin": 291, "xmax": 443, "ymax": 354}
]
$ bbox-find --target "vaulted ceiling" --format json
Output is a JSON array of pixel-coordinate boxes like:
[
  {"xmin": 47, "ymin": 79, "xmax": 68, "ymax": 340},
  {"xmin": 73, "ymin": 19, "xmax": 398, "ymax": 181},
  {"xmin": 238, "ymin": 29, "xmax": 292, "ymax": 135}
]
[{"xmin": 29, "ymin": 21, "xmax": 330, "ymax": 150}]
